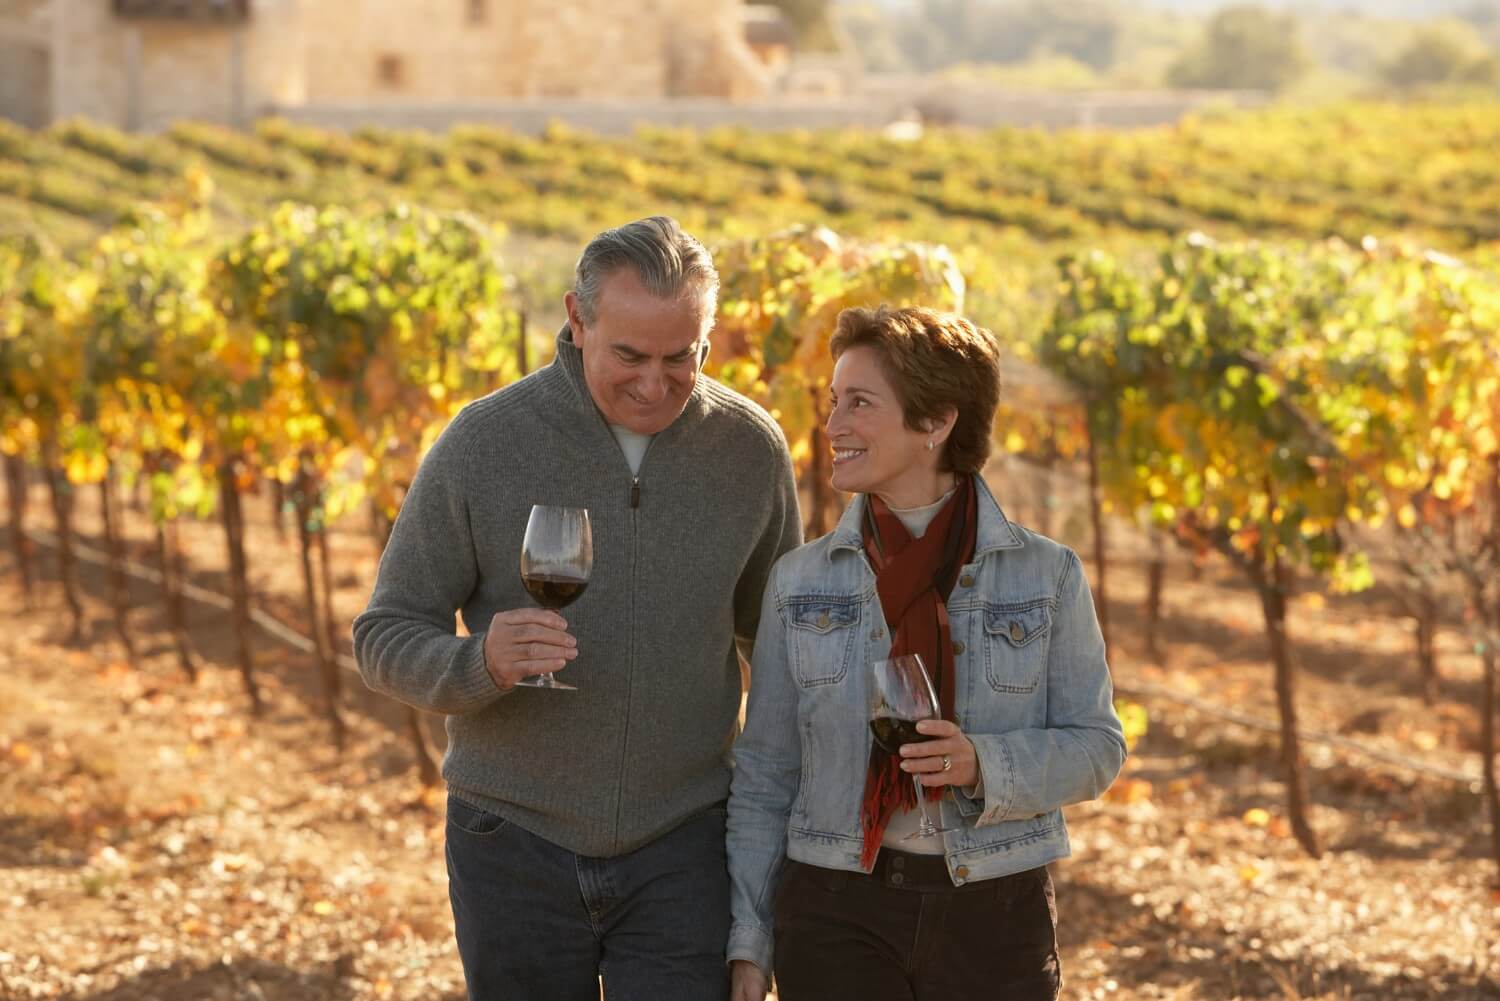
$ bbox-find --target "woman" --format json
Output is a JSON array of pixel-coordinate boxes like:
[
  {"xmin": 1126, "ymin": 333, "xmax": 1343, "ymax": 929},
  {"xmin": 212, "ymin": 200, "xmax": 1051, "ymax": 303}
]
[{"xmin": 726, "ymin": 306, "xmax": 1126, "ymax": 1001}]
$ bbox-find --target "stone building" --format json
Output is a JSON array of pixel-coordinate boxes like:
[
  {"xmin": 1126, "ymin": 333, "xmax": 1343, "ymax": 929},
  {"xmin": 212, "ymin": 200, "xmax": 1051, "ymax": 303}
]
[{"xmin": 0, "ymin": 0, "xmax": 770, "ymax": 131}]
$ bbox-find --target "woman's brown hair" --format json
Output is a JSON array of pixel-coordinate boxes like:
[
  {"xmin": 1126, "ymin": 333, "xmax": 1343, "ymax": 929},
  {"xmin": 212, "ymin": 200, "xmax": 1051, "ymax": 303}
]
[{"xmin": 829, "ymin": 305, "xmax": 1002, "ymax": 475}]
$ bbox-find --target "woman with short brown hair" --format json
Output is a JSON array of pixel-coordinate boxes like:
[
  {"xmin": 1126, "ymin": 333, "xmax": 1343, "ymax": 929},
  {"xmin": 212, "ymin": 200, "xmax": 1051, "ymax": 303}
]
[{"xmin": 727, "ymin": 305, "xmax": 1125, "ymax": 1001}]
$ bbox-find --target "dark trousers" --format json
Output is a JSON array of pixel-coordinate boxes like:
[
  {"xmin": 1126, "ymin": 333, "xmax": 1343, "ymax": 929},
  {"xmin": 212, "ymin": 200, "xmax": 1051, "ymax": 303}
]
[
  {"xmin": 773, "ymin": 853, "xmax": 1061, "ymax": 1001},
  {"xmin": 445, "ymin": 795, "xmax": 731, "ymax": 1001}
]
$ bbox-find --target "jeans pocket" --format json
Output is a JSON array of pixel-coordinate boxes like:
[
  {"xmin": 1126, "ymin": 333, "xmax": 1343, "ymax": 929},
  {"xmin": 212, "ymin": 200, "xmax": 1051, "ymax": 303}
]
[
  {"xmin": 446, "ymin": 795, "xmax": 512, "ymax": 837},
  {"xmin": 995, "ymin": 867, "xmax": 1056, "ymax": 921}
]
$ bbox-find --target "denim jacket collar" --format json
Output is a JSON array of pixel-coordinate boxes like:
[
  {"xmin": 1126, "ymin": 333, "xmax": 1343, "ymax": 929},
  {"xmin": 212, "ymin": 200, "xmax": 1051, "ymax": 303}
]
[{"xmin": 827, "ymin": 474, "xmax": 1025, "ymax": 561}]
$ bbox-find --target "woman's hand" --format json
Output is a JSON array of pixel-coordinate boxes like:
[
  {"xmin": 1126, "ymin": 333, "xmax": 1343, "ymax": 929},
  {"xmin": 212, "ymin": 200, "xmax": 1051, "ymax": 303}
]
[
  {"xmin": 730, "ymin": 959, "xmax": 769, "ymax": 1001},
  {"xmin": 900, "ymin": 719, "xmax": 979, "ymax": 788}
]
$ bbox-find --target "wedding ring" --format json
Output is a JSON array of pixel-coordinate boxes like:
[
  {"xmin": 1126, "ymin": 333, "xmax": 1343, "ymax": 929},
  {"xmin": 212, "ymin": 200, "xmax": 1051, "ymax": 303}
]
[{"xmin": 941, "ymin": 755, "xmax": 952, "ymax": 772}]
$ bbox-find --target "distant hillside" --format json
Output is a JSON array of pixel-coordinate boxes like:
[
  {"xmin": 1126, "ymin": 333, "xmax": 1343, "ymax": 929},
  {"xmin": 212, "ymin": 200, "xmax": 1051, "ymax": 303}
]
[
  {"xmin": 1145, "ymin": 0, "xmax": 1470, "ymax": 15},
  {"xmin": 836, "ymin": 0, "xmax": 1478, "ymax": 17}
]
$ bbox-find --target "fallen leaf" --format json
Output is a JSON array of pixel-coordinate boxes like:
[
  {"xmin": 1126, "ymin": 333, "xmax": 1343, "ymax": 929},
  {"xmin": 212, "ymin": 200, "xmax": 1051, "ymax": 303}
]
[
  {"xmin": 311, "ymin": 900, "xmax": 336, "ymax": 916},
  {"xmin": 211, "ymin": 853, "xmax": 253, "ymax": 875},
  {"xmin": 377, "ymin": 921, "xmax": 412, "ymax": 942},
  {"xmin": 1167, "ymin": 778, "xmax": 1195, "ymax": 798},
  {"xmin": 1104, "ymin": 777, "xmax": 1153, "ymax": 804},
  {"xmin": 1242, "ymin": 808, "xmax": 1271, "ymax": 828}
]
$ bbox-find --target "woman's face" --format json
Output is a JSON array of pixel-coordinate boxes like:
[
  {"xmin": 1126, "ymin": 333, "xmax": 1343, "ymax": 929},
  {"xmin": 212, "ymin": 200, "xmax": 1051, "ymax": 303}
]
[{"xmin": 827, "ymin": 345, "xmax": 950, "ymax": 508}]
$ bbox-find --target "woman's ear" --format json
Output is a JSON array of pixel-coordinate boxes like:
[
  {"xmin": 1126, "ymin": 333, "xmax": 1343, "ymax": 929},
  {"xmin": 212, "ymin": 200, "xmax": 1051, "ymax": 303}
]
[{"xmin": 925, "ymin": 406, "xmax": 959, "ymax": 447}]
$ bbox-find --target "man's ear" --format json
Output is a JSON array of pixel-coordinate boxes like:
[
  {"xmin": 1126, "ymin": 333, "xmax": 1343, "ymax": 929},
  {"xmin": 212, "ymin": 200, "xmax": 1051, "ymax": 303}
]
[{"xmin": 564, "ymin": 290, "xmax": 586, "ymax": 344}]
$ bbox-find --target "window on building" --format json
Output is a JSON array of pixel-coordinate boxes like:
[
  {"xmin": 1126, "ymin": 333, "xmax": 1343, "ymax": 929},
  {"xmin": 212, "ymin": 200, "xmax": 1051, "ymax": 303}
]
[
  {"xmin": 376, "ymin": 54, "xmax": 405, "ymax": 88},
  {"xmin": 466, "ymin": 0, "xmax": 486, "ymax": 24},
  {"xmin": 112, "ymin": 0, "xmax": 250, "ymax": 21}
]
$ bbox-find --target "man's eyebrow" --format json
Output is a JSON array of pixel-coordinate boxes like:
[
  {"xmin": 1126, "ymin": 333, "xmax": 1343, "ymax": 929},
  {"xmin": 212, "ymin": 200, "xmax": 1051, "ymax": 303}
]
[{"xmin": 611, "ymin": 342, "xmax": 700, "ymax": 359}]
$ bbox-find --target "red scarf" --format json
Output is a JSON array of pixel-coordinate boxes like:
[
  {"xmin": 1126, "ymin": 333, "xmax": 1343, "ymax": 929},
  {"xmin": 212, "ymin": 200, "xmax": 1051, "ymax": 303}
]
[{"xmin": 858, "ymin": 474, "xmax": 979, "ymax": 869}]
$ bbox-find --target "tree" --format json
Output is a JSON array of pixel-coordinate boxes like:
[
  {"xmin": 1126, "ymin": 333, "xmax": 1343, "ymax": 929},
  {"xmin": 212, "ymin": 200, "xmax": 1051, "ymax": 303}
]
[
  {"xmin": 1167, "ymin": 5, "xmax": 1309, "ymax": 91},
  {"xmin": 1380, "ymin": 22, "xmax": 1500, "ymax": 89},
  {"xmin": 1011, "ymin": 0, "xmax": 1124, "ymax": 71},
  {"xmin": 764, "ymin": 0, "xmax": 836, "ymax": 48}
]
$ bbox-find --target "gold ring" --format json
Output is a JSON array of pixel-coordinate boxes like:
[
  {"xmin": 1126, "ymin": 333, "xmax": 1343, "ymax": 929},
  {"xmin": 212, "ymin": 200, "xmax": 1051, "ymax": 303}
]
[{"xmin": 941, "ymin": 755, "xmax": 952, "ymax": 772}]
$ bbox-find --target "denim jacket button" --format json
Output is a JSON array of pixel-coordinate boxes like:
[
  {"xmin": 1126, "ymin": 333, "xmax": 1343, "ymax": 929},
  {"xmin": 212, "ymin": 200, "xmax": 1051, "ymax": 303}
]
[
  {"xmin": 952, "ymin": 641, "xmax": 966, "ymax": 656},
  {"xmin": 1009, "ymin": 622, "xmax": 1025, "ymax": 643},
  {"xmin": 817, "ymin": 611, "xmax": 830, "ymax": 629},
  {"xmin": 959, "ymin": 574, "xmax": 975, "ymax": 588},
  {"xmin": 954, "ymin": 865, "xmax": 970, "ymax": 880}
]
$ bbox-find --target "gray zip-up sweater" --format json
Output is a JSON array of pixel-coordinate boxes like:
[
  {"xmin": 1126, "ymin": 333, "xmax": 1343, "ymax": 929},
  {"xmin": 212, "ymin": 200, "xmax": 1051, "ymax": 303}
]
[{"xmin": 352, "ymin": 327, "xmax": 802, "ymax": 857}]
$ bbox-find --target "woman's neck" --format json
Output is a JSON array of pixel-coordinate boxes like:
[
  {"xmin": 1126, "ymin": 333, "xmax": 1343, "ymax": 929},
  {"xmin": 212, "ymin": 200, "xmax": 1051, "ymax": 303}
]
[{"xmin": 874, "ymin": 470, "xmax": 958, "ymax": 511}]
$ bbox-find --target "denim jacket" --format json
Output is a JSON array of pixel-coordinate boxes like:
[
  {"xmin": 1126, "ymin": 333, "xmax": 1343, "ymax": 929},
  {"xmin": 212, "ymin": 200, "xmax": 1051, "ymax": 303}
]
[{"xmin": 726, "ymin": 476, "xmax": 1126, "ymax": 973}]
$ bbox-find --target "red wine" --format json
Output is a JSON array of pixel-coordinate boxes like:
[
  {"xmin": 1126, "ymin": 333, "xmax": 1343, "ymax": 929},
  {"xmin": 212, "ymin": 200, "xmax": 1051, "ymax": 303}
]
[
  {"xmin": 869, "ymin": 717, "xmax": 932, "ymax": 754},
  {"xmin": 523, "ymin": 573, "xmax": 588, "ymax": 609}
]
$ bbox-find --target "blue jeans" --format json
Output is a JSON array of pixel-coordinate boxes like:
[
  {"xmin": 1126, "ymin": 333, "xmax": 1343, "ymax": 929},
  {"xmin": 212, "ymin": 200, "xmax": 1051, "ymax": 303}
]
[{"xmin": 445, "ymin": 795, "xmax": 731, "ymax": 1001}]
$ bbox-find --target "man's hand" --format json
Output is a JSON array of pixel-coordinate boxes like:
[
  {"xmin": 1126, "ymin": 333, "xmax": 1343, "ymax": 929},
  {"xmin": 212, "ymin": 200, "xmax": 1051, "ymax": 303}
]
[
  {"xmin": 730, "ymin": 959, "xmax": 768, "ymax": 1001},
  {"xmin": 482, "ymin": 609, "xmax": 577, "ymax": 690}
]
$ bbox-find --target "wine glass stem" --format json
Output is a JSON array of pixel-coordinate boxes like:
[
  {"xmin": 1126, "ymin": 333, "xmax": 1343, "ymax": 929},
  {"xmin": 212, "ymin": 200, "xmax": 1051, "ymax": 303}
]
[{"xmin": 912, "ymin": 774, "xmax": 933, "ymax": 832}]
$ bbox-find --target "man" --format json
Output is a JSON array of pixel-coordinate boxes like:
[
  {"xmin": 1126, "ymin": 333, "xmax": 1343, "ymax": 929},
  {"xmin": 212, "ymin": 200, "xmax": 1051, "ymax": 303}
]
[{"xmin": 353, "ymin": 216, "xmax": 802, "ymax": 1001}]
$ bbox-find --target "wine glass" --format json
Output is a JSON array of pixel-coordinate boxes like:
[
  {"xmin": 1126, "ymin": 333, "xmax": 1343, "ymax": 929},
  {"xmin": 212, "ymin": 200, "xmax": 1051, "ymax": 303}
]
[
  {"xmin": 516, "ymin": 505, "xmax": 592, "ymax": 690},
  {"xmin": 868, "ymin": 654, "xmax": 953, "ymax": 839}
]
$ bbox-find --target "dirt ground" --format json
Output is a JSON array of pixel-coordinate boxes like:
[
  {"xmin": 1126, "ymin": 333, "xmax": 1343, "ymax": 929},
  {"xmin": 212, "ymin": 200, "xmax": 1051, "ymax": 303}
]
[{"xmin": 1, "ymin": 475, "xmax": 1496, "ymax": 1001}]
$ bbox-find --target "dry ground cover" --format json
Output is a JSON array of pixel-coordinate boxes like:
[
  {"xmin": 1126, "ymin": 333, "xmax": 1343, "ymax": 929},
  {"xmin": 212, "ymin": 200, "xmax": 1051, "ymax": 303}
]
[{"xmin": 1, "ymin": 477, "xmax": 1496, "ymax": 1000}]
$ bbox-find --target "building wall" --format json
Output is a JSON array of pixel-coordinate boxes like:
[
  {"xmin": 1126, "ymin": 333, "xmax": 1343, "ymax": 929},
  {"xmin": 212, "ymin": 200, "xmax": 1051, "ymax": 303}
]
[
  {"xmin": 0, "ymin": 0, "xmax": 50, "ymax": 28},
  {"xmin": 0, "ymin": 40, "xmax": 50, "ymax": 127},
  {"xmin": 0, "ymin": 0, "xmax": 770, "ymax": 130},
  {"xmin": 660, "ymin": 0, "xmax": 768, "ymax": 99},
  {"xmin": 0, "ymin": 0, "xmax": 54, "ymax": 126},
  {"xmin": 299, "ymin": 0, "xmax": 764, "ymax": 102},
  {"xmin": 42, "ymin": 0, "xmax": 303, "ymax": 129},
  {"xmin": 301, "ymin": 0, "xmax": 541, "ymax": 100}
]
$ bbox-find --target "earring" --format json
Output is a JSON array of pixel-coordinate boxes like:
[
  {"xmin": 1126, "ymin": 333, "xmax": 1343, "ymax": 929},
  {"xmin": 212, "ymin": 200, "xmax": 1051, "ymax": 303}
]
[{"xmin": 926, "ymin": 440, "xmax": 935, "ymax": 451}]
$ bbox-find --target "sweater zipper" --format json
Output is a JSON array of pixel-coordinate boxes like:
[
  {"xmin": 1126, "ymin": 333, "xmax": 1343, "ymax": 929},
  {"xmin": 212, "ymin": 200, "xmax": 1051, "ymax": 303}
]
[
  {"xmin": 614, "ymin": 434, "xmax": 655, "ymax": 851},
  {"xmin": 627, "ymin": 434, "xmax": 657, "ymax": 509}
]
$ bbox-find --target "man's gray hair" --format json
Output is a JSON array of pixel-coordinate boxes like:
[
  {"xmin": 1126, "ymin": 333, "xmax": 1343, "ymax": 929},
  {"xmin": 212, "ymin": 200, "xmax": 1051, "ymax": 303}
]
[{"xmin": 573, "ymin": 216, "xmax": 719, "ymax": 328}]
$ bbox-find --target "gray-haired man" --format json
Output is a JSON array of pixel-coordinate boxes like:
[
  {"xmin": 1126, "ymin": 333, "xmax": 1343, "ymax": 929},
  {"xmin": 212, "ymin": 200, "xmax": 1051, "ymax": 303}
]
[{"xmin": 353, "ymin": 216, "xmax": 802, "ymax": 1000}]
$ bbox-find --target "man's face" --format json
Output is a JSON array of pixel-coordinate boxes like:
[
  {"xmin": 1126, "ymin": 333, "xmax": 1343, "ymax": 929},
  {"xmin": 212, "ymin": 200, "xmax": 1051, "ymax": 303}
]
[{"xmin": 566, "ymin": 268, "xmax": 709, "ymax": 435}]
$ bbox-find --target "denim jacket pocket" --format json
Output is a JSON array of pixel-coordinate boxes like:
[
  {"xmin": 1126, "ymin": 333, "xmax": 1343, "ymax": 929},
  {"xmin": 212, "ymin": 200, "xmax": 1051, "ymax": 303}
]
[
  {"xmin": 786, "ymin": 597, "xmax": 860, "ymax": 687},
  {"xmin": 983, "ymin": 600, "xmax": 1054, "ymax": 694}
]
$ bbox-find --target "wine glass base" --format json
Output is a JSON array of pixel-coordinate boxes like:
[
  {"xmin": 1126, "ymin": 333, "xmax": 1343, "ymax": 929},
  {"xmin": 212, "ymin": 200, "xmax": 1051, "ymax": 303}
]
[{"xmin": 513, "ymin": 676, "xmax": 577, "ymax": 690}]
